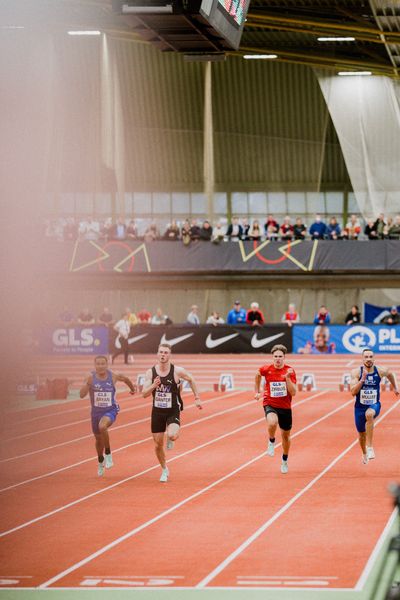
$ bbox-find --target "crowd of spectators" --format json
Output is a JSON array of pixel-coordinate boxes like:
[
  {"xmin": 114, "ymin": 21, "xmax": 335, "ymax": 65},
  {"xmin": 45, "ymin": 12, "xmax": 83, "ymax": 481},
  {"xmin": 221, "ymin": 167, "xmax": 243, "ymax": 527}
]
[
  {"xmin": 44, "ymin": 212, "xmax": 400, "ymax": 243},
  {"xmin": 56, "ymin": 302, "xmax": 400, "ymax": 328}
]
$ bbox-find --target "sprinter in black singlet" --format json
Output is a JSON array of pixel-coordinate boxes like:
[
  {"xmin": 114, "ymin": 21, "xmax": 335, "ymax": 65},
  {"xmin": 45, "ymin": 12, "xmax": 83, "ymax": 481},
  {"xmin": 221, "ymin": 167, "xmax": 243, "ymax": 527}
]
[{"xmin": 142, "ymin": 343, "xmax": 202, "ymax": 482}]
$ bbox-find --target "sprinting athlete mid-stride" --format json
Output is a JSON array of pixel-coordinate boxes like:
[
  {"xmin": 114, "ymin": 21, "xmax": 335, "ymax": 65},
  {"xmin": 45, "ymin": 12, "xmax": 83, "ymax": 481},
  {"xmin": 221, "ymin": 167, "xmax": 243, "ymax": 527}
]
[
  {"xmin": 142, "ymin": 343, "xmax": 202, "ymax": 483},
  {"xmin": 80, "ymin": 355, "xmax": 136, "ymax": 476},
  {"xmin": 255, "ymin": 344, "xmax": 297, "ymax": 474},
  {"xmin": 350, "ymin": 348, "xmax": 399, "ymax": 464}
]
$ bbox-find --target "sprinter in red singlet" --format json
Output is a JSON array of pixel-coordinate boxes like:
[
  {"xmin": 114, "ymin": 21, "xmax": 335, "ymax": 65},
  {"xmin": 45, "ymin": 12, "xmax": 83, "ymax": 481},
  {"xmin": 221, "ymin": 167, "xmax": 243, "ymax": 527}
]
[{"xmin": 255, "ymin": 344, "xmax": 297, "ymax": 474}]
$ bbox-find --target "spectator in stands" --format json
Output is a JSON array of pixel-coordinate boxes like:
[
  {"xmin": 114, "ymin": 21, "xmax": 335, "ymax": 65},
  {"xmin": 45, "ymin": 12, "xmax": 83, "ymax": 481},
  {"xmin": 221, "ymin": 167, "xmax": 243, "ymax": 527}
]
[
  {"xmin": 79, "ymin": 217, "xmax": 100, "ymax": 241},
  {"xmin": 163, "ymin": 220, "xmax": 180, "ymax": 241},
  {"xmin": 58, "ymin": 306, "xmax": 75, "ymax": 327},
  {"xmin": 264, "ymin": 215, "xmax": 279, "ymax": 239},
  {"xmin": 380, "ymin": 306, "xmax": 400, "ymax": 325},
  {"xmin": 309, "ymin": 214, "xmax": 327, "ymax": 240},
  {"xmin": 189, "ymin": 219, "xmax": 201, "ymax": 241},
  {"xmin": 125, "ymin": 307, "xmax": 138, "ymax": 327},
  {"xmin": 246, "ymin": 302, "xmax": 264, "ymax": 326},
  {"xmin": 206, "ymin": 311, "xmax": 224, "ymax": 326},
  {"xmin": 212, "ymin": 222, "xmax": 226, "ymax": 244},
  {"xmin": 374, "ymin": 213, "xmax": 386, "ymax": 239},
  {"xmin": 364, "ymin": 218, "xmax": 378, "ymax": 240},
  {"xmin": 248, "ymin": 220, "xmax": 262, "ymax": 240},
  {"xmin": 77, "ymin": 308, "xmax": 95, "ymax": 325},
  {"xmin": 137, "ymin": 308, "xmax": 152, "ymax": 323},
  {"xmin": 313, "ymin": 305, "xmax": 331, "ymax": 325},
  {"xmin": 242, "ymin": 218, "xmax": 250, "ymax": 240},
  {"xmin": 345, "ymin": 305, "xmax": 361, "ymax": 326},
  {"xmin": 99, "ymin": 218, "xmax": 112, "ymax": 241},
  {"xmin": 227, "ymin": 300, "xmax": 247, "ymax": 325},
  {"xmin": 327, "ymin": 216, "xmax": 341, "ymax": 240},
  {"xmin": 388, "ymin": 215, "xmax": 400, "ymax": 239},
  {"xmin": 187, "ymin": 305, "xmax": 200, "ymax": 325},
  {"xmin": 63, "ymin": 218, "xmax": 77, "ymax": 242},
  {"xmin": 298, "ymin": 325, "xmax": 336, "ymax": 354},
  {"xmin": 151, "ymin": 307, "xmax": 169, "ymax": 325},
  {"xmin": 383, "ymin": 217, "xmax": 393, "ymax": 238},
  {"xmin": 279, "ymin": 216, "xmax": 294, "ymax": 241},
  {"xmin": 181, "ymin": 219, "xmax": 191, "ymax": 246},
  {"xmin": 112, "ymin": 313, "xmax": 131, "ymax": 364},
  {"xmin": 342, "ymin": 214, "xmax": 361, "ymax": 240},
  {"xmin": 111, "ymin": 217, "xmax": 127, "ymax": 240},
  {"xmin": 226, "ymin": 217, "xmax": 243, "ymax": 241},
  {"xmin": 293, "ymin": 217, "xmax": 307, "ymax": 240},
  {"xmin": 144, "ymin": 223, "xmax": 160, "ymax": 243},
  {"xmin": 281, "ymin": 303, "xmax": 300, "ymax": 327},
  {"xmin": 199, "ymin": 220, "xmax": 213, "ymax": 241},
  {"xmin": 126, "ymin": 219, "xmax": 138, "ymax": 239},
  {"xmin": 98, "ymin": 307, "xmax": 114, "ymax": 327}
]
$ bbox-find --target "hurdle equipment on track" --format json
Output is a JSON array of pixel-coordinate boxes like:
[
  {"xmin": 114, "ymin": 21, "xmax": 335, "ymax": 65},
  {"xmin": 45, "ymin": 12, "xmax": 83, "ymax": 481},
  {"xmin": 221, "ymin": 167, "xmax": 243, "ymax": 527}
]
[
  {"xmin": 136, "ymin": 374, "xmax": 145, "ymax": 392},
  {"xmin": 213, "ymin": 373, "xmax": 234, "ymax": 392},
  {"xmin": 339, "ymin": 373, "xmax": 351, "ymax": 392},
  {"xmin": 298, "ymin": 373, "xmax": 316, "ymax": 391}
]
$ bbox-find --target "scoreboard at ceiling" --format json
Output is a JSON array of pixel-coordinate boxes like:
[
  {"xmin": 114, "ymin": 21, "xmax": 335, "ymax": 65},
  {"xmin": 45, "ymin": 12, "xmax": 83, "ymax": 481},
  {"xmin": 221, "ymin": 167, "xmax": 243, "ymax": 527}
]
[{"xmin": 200, "ymin": 0, "xmax": 251, "ymax": 49}]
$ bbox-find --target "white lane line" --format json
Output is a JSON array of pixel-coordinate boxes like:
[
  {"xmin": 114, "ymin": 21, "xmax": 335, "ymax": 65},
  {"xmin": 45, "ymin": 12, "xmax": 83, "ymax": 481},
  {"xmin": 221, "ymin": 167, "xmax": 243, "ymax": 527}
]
[
  {"xmin": 2, "ymin": 392, "xmax": 327, "ymax": 539},
  {"xmin": 196, "ymin": 399, "xmax": 400, "ymax": 589},
  {"xmin": 37, "ymin": 394, "xmax": 356, "ymax": 589},
  {"xmin": 0, "ymin": 391, "xmax": 240, "ymax": 463},
  {"xmin": 0, "ymin": 395, "xmax": 252, "ymax": 493}
]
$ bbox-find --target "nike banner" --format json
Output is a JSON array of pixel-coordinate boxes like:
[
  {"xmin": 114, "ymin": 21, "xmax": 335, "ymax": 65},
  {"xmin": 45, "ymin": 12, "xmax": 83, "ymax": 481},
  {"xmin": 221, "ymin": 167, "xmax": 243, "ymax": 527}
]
[{"xmin": 109, "ymin": 325, "xmax": 292, "ymax": 354}]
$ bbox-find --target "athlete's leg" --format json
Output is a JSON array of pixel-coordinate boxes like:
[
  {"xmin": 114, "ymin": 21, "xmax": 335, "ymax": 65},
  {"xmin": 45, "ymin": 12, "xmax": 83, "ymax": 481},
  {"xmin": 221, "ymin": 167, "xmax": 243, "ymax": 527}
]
[
  {"xmin": 266, "ymin": 412, "xmax": 278, "ymax": 439},
  {"xmin": 98, "ymin": 415, "xmax": 113, "ymax": 451},
  {"xmin": 281, "ymin": 429, "xmax": 291, "ymax": 457},
  {"xmin": 94, "ymin": 432, "xmax": 105, "ymax": 458},
  {"xmin": 153, "ymin": 432, "xmax": 167, "ymax": 469},
  {"xmin": 167, "ymin": 423, "xmax": 180, "ymax": 441}
]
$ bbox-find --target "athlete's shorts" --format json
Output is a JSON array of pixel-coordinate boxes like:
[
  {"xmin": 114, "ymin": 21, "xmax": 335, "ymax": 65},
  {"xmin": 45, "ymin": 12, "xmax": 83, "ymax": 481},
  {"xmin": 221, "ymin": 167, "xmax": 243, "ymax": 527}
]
[
  {"xmin": 264, "ymin": 405, "xmax": 292, "ymax": 431},
  {"xmin": 91, "ymin": 406, "xmax": 119, "ymax": 435},
  {"xmin": 354, "ymin": 402, "xmax": 381, "ymax": 433},
  {"xmin": 151, "ymin": 406, "xmax": 181, "ymax": 433}
]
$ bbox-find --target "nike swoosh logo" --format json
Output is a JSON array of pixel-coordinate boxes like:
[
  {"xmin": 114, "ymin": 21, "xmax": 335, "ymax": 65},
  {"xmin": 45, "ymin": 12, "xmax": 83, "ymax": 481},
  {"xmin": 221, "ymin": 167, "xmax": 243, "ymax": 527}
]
[
  {"xmin": 160, "ymin": 333, "xmax": 194, "ymax": 347},
  {"xmin": 251, "ymin": 332, "xmax": 285, "ymax": 348},
  {"xmin": 206, "ymin": 333, "xmax": 239, "ymax": 348},
  {"xmin": 115, "ymin": 333, "xmax": 148, "ymax": 349}
]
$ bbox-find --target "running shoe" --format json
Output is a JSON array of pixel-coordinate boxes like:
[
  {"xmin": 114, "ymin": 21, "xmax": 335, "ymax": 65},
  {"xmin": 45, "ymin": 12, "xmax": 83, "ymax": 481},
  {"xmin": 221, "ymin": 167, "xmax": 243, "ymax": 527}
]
[
  {"xmin": 366, "ymin": 447, "xmax": 375, "ymax": 460},
  {"xmin": 280, "ymin": 460, "xmax": 288, "ymax": 474},
  {"xmin": 105, "ymin": 453, "xmax": 114, "ymax": 469},
  {"xmin": 362, "ymin": 454, "xmax": 369, "ymax": 464},
  {"xmin": 98, "ymin": 461, "xmax": 105, "ymax": 476},
  {"xmin": 266, "ymin": 441, "xmax": 275, "ymax": 457},
  {"xmin": 166, "ymin": 438, "xmax": 174, "ymax": 450},
  {"xmin": 160, "ymin": 467, "xmax": 169, "ymax": 483}
]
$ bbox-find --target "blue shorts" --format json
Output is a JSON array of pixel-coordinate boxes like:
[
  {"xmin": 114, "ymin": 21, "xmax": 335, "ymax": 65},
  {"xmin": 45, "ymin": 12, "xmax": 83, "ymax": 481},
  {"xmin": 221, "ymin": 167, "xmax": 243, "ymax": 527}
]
[
  {"xmin": 91, "ymin": 406, "xmax": 119, "ymax": 434},
  {"xmin": 354, "ymin": 402, "xmax": 381, "ymax": 433}
]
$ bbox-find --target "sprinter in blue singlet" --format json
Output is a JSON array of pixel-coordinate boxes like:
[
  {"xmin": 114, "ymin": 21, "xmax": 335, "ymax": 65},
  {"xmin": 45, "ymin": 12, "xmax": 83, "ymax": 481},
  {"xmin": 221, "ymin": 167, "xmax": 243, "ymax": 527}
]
[
  {"xmin": 80, "ymin": 355, "xmax": 136, "ymax": 476},
  {"xmin": 350, "ymin": 348, "xmax": 399, "ymax": 464}
]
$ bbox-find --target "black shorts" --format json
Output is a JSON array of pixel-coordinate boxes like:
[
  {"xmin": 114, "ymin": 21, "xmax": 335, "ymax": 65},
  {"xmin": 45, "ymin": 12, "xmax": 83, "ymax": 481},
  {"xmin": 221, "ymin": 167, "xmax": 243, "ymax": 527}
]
[
  {"xmin": 151, "ymin": 407, "xmax": 181, "ymax": 433},
  {"xmin": 264, "ymin": 405, "xmax": 292, "ymax": 431}
]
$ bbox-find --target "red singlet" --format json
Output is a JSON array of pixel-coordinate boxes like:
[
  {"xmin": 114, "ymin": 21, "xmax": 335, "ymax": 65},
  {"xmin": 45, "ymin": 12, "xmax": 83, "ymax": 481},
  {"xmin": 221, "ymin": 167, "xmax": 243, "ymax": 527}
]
[{"xmin": 259, "ymin": 364, "xmax": 296, "ymax": 409}]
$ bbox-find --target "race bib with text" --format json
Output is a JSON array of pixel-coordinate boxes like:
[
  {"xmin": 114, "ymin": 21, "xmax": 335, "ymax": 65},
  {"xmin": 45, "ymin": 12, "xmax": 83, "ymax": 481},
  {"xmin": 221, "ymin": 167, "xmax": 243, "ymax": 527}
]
[
  {"xmin": 360, "ymin": 389, "xmax": 377, "ymax": 405},
  {"xmin": 94, "ymin": 391, "xmax": 113, "ymax": 408},
  {"xmin": 269, "ymin": 381, "xmax": 287, "ymax": 398},
  {"xmin": 154, "ymin": 391, "xmax": 172, "ymax": 409}
]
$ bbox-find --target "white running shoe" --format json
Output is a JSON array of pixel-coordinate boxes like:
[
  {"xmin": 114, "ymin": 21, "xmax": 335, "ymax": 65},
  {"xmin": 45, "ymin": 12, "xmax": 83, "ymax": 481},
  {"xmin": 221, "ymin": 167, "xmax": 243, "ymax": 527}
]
[
  {"xmin": 266, "ymin": 441, "xmax": 275, "ymax": 457},
  {"xmin": 367, "ymin": 447, "xmax": 375, "ymax": 460},
  {"xmin": 98, "ymin": 461, "xmax": 105, "ymax": 476},
  {"xmin": 280, "ymin": 460, "xmax": 288, "ymax": 474},
  {"xmin": 160, "ymin": 467, "xmax": 169, "ymax": 483},
  {"xmin": 105, "ymin": 453, "xmax": 113, "ymax": 469},
  {"xmin": 362, "ymin": 454, "xmax": 369, "ymax": 464},
  {"xmin": 166, "ymin": 438, "xmax": 174, "ymax": 450}
]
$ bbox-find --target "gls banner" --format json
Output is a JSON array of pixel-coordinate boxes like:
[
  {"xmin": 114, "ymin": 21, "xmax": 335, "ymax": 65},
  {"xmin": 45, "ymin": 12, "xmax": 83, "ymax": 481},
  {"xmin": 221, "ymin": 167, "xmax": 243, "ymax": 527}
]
[
  {"xmin": 39, "ymin": 327, "xmax": 109, "ymax": 355},
  {"xmin": 293, "ymin": 324, "xmax": 400, "ymax": 354},
  {"xmin": 110, "ymin": 325, "xmax": 292, "ymax": 354}
]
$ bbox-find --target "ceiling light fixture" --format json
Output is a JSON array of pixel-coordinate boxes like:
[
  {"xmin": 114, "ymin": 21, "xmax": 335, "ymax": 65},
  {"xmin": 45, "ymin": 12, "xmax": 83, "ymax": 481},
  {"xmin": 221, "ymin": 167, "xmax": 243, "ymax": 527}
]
[
  {"xmin": 318, "ymin": 37, "xmax": 355, "ymax": 42},
  {"xmin": 67, "ymin": 30, "xmax": 101, "ymax": 36},
  {"xmin": 337, "ymin": 71, "xmax": 372, "ymax": 76},
  {"xmin": 243, "ymin": 54, "xmax": 278, "ymax": 59}
]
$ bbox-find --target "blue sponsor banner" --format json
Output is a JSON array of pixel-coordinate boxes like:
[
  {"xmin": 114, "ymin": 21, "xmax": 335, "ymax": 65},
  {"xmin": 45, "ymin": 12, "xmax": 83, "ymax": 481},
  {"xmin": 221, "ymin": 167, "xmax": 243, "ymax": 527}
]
[
  {"xmin": 39, "ymin": 327, "xmax": 109, "ymax": 355},
  {"xmin": 364, "ymin": 302, "xmax": 400, "ymax": 323},
  {"xmin": 293, "ymin": 324, "xmax": 400, "ymax": 354}
]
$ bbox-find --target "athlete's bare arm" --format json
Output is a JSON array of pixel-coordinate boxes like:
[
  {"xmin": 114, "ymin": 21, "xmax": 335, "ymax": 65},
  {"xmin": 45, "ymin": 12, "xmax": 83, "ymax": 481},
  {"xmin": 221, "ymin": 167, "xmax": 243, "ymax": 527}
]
[
  {"xmin": 350, "ymin": 367, "xmax": 366, "ymax": 396},
  {"xmin": 377, "ymin": 367, "xmax": 400, "ymax": 397},
  {"xmin": 79, "ymin": 374, "xmax": 93, "ymax": 398},
  {"xmin": 113, "ymin": 373, "xmax": 136, "ymax": 395},
  {"xmin": 142, "ymin": 368, "xmax": 161, "ymax": 398},
  {"xmin": 175, "ymin": 366, "xmax": 202, "ymax": 409},
  {"xmin": 254, "ymin": 371, "xmax": 262, "ymax": 401},
  {"xmin": 285, "ymin": 369, "xmax": 297, "ymax": 396}
]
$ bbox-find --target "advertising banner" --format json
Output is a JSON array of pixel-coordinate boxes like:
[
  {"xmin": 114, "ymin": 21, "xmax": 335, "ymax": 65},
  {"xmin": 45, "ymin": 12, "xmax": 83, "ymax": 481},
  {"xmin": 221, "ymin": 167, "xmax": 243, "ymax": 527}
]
[
  {"xmin": 293, "ymin": 324, "xmax": 400, "ymax": 354},
  {"xmin": 38, "ymin": 327, "xmax": 109, "ymax": 355},
  {"xmin": 110, "ymin": 325, "xmax": 292, "ymax": 354},
  {"xmin": 364, "ymin": 302, "xmax": 400, "ymax": 323}
]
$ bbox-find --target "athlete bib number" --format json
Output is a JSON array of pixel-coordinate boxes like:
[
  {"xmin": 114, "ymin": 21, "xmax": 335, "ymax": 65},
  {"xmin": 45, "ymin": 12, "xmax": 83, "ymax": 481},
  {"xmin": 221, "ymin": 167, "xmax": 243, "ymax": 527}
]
[
  {"xmin": 94, "ymin": 391, "xmax": 113, "ymax": 408},
  {"xmin": 360, "ymin": 389, "xmax": 377, "ymax": 405},
  {"xmin": 269, "ymin": 381, "xmax": 287, "ymax": 398},
  {"xmin": 154, "ymin": 391, "xmax": 172, "ymax": 409}
]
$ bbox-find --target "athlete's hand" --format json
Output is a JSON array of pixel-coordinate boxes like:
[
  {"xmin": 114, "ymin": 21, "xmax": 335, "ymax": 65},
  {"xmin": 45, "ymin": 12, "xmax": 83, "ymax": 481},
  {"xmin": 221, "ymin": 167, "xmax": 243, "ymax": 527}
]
[
  {"xmin": 254, "ymin": 392, "xmax": 261, "ymax": 401},
  {"xmin": 394, "ymin": 388, "xmax": 400, "ymax": 398},
  {"xmin": 153, "ymin": 376, "xmax": 161, "ymax": 388},
  {"xmin": 285, "ymin": 369, "xmax": 294, "ymax": 379},
  {"xmin": 129, "ymin": 386, "xmax": 136, "ymax": 395},
  {"xmin": 195, "ymin": 397, "xmax": 203, "ymax": 410},
  {"xmin": 360, "ymin": 369, "xmax": 368, "ymax": 382}
]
